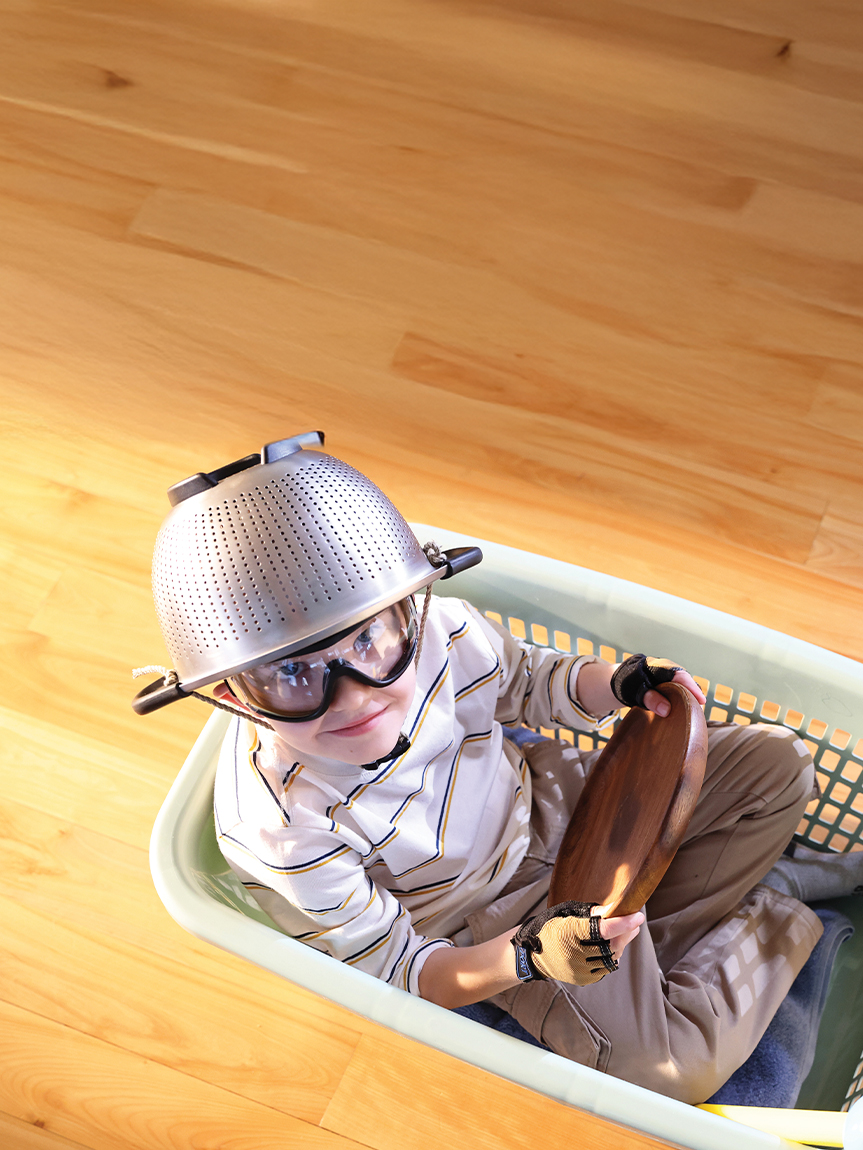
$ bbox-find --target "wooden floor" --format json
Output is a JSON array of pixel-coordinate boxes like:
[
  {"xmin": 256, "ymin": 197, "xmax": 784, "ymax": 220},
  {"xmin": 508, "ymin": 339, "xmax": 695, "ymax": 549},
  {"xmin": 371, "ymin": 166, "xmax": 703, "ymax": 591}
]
[{"xmin": 2, "ymin": 0, "xmax": 863, "ymax": 1146}]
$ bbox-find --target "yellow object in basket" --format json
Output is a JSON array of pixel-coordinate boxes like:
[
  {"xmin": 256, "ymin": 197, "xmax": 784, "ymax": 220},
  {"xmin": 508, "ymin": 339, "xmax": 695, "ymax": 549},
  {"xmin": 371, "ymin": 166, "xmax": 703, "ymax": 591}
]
[{"xmin": 698, "ymin": 1104, "xmax": 846, "ymax": 1147}]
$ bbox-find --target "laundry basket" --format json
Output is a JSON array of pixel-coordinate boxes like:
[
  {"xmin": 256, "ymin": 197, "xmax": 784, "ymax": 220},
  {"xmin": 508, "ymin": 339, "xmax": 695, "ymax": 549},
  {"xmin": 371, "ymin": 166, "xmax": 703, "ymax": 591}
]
[{"xmin": 149, "ymin": 527, "xmax": 863, "ymax": 1150}]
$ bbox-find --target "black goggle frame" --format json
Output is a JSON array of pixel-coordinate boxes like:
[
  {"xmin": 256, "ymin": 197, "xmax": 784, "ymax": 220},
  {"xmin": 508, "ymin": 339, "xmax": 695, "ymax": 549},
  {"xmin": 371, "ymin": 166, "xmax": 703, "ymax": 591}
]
[{"xmin": 228, "ymin": 604, "xmax": 418, "ymax": 724}]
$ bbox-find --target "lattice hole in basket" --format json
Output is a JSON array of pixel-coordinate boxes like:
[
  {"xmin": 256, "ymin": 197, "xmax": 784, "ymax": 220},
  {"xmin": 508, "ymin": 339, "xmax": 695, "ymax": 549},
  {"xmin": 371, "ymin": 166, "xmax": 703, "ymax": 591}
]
[
  {"xmin": 709, "ymin": 707, "xmax": 728, "ymax": 722},
  {"xmin": 844, "ymin": 1055, "xmax": 863, "ymax": 1109},
  {"xmin": 737, "ymin": 692, "xmax": 757, "ymax": 714},
  {"xmin": 843, "ymin": 762, "xmax": 862, "ymax": 785},
  {"xmin": 819, "ymin": 804, "xmax": 841, "ymax": 825},
  {"xmin": 760, "ymin": 700, "xmax": 782, "ymax": 721},
  {"xmin": 785, "ymin": 709, "xmax": 804, "ymax": 730},
  {"xmin": 855, "ymin": 739, "xmax": 863, "ymax": 761},
  {"xmin": 600, "ymin": 645, "xmax": 617, "ymax": 663},
  {"xmin": 508, "ymin": 617, "xmax": 526, "ymax": 640},
  {"xmin": 531, "ymin": 622, "xmax": 548, "ymax": 646},
  {"xmin": 554, "ymin": 630, "xmax": 571, "ymax": 653},
  {"xmin": 577, "ymin": 637, "xmax": 594, "ymax": 657},
  {"xmin": 830, "ymin": 728, "xmax": 851, "ymax": 751},
  {"xmin": 807, "ymin": 718, "xmax": 829, "ymax": 741},
  {"xmin": 821, "ymin": 749, "xmax": 841, "ymax": 773},
  {"xmin": 831, "ymin": 781, "xmax": 852, "ymax": 804},
  {"xmin": 485, "ymin": 610, "xmax": 502, "ymax": 625},
  {"xmin": 713, "ymin": 684, "xmax": 734, "ymax": 705}
]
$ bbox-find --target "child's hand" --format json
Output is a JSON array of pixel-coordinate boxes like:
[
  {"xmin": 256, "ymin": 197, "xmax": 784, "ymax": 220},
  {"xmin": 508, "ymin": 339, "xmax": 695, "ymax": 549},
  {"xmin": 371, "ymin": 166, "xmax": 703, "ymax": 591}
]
[
  {"xmin": 512, "ymin": 902, "xmax": 644, "ymax": 986},
  {"xmin": 645, "ymin": 668, "xmax": 706, "ymax": 717},
  {"xmin": 593, "ymin": 905, "xmax": 644, "ymax": 957},
  {"xmin": 611, "ymin": 654, "xmax": 706, "ymax": 717}
]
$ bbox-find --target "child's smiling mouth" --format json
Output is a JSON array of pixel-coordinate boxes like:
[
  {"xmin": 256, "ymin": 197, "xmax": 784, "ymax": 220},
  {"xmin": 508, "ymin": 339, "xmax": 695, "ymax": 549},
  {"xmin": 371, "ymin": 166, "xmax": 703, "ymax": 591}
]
[{"xmin": 326, "ymin": 706, "xmax": 389, "ymax": 737}]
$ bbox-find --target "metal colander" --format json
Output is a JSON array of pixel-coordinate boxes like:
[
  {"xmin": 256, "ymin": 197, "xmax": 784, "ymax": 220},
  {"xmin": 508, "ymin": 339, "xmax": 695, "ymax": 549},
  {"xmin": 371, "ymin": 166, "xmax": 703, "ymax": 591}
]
[{"xmin": 151, "ymin": 433, "xmax": 449, "ymax": 691}]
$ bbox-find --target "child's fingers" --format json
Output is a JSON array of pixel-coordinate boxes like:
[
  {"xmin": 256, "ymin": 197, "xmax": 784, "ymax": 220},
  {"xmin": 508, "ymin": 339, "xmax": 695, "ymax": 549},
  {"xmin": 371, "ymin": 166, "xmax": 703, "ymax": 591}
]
[
  {"xmin": 673, "ymin": 669, "xmax": 707, "ymax": 705},
  {"xmin": 594, "ymin": 911, "xmax": 643, "ymax": 961},
  {"xmin": 594, "ymin": 910, "xmax": 644, "ymax": 939},
  {"xmin": 643, "ymin": 672, "xmax": 706, "ymax": 716},
  {"xmin": 643, "ymin": 688, "xmax": 671, "ymax": 716}
]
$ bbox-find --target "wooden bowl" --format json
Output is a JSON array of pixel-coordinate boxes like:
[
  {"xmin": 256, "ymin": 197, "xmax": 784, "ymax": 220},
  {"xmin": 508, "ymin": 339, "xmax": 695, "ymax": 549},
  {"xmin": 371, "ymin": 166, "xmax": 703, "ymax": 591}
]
[{"xmin": 548, "ymin": 682, "xmax": 707, "ymax": 915}]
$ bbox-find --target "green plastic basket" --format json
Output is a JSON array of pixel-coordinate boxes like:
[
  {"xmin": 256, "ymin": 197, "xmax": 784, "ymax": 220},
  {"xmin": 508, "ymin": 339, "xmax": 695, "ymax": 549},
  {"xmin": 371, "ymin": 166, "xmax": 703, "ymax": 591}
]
[{"xmin": 151, "ymin": 527, "xmax": 863, "ymax": 1147}]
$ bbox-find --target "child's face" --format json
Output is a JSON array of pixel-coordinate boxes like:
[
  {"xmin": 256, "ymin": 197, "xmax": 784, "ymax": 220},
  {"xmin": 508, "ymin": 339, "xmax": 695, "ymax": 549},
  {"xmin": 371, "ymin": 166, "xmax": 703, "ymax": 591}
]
[{"xmin": 216, "ymin": 662, "xmax": 417, "ymax": 766}]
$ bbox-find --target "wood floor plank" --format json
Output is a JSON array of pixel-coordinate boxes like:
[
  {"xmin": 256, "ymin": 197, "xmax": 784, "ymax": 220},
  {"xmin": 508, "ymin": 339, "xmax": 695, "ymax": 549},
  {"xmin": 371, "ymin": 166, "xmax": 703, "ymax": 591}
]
[
  {"xmin": 348, "ymin": 440, "xmax": 863, "ymax": 663},
  {"xmin": 0, "ymin": 1000, "xmax": 362, "ymax": 1150},
  {"xmin": 0, "ymin": 202, "xmax": 405, "ymax": 386},
  {"xmin": 807, "ymin": 372, "xmax": 863, "ymax": 445},
  {"xmin": 322, "ymin": 1030, "xmax": 670, "ymax": 1150},
  {"xmin": 0, "ymin": 543, "xmax": 63, "ymax": 637},
  {"xmin": 32, "ymin": 0, "xmax": 863, "ymax": 205},
  {"xmin": 0, "ymin": 794, "xmax": 368, "ymax": 1039},
  {"xmin": 0, "ymin": 707, "xmax": 187, "ymax": 847},
  {"xmin": 806, "ymin": 500, "xmax": 863, "ymax": 589},
  {"xmin": 618, "ymin": 0, "xmax": 863, "ymax": 54},
  {"xmin": 0, "ymin": 892, "xmax": 359, "ymax": 1124},
  {"xmin": 0, "ymin": 1111, "xmax": 93, "ymax": 1150},
  {"xmin": 0, "ymin": 465, "xmax": 156, "ymax": 593}
]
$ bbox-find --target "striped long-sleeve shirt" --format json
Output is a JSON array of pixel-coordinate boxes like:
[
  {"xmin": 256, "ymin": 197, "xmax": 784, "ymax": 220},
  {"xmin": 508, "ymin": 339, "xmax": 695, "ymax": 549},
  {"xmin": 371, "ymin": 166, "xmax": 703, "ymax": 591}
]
[{"xmin": 214, "ymin": 596, "xmax": 613, "ymax": 995}]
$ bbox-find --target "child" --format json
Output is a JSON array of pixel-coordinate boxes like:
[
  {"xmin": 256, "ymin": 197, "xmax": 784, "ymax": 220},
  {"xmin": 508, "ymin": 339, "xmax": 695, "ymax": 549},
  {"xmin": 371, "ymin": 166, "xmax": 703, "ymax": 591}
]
[{"xmin": 136, "ymin": 433, "xmax": 823, "ymax": 1103}]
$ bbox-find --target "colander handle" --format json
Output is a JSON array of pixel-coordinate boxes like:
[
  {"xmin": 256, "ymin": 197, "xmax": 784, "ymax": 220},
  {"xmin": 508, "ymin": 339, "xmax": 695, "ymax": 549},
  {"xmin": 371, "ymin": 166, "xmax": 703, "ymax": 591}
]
[
  {"xmin": 132, "ymin": 676, "xmax": 191, "ymax": 715},
  {"xmin": 440, "ymin": 546, "xmax": 483, "ymax": 578}
]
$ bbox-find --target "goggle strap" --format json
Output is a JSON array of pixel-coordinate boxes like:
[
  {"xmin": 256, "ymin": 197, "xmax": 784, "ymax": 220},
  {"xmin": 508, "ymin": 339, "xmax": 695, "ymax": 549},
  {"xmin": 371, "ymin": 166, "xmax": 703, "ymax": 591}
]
[{"xmin": 190, "ymin": 689, "xmax": 274, "ymax": 730}]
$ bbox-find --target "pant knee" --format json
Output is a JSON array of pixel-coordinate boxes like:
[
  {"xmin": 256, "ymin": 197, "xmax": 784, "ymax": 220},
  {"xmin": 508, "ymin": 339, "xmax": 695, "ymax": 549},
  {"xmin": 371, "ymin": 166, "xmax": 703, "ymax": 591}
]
[
  {"xmin": 749, "ymin": 723, "xmax": 817, "ymax": 809},
  {"xmin": 707, "ymin": 721, "xmax": 815, "ymax": 811},
  {"xmin": 628, "ymin": 1057, "xmax": 729, "ymax": 1105}
]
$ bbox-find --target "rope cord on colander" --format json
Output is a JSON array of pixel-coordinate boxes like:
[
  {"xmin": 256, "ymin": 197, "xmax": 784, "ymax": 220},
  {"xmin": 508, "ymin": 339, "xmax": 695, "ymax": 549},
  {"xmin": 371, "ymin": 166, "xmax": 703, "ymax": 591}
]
[
  {"xmin": 416, "ymin": 540, "xmax": 446, "ymax": 665},
  {"xmin": 131, "ymin": 666, "xmax": 274, "ymax": 729}
]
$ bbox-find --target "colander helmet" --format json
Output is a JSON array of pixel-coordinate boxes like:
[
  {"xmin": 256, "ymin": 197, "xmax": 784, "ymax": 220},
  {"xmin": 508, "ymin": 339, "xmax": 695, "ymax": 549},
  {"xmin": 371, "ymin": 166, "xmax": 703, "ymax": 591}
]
[{"xmin": 134, "ymin": 432, "xmax": 481, "ymax": 715}]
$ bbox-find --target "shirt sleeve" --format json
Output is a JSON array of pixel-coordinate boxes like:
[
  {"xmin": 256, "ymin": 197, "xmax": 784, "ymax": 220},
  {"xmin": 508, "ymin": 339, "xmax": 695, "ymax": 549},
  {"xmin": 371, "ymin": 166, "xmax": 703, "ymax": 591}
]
[
  {"xmin": 215, "ymin": 810, "xmax": 453, "ymax": 996},
  {"xmin": 467, "ymin": 603, "xmax": 619, "ymax": 732}
]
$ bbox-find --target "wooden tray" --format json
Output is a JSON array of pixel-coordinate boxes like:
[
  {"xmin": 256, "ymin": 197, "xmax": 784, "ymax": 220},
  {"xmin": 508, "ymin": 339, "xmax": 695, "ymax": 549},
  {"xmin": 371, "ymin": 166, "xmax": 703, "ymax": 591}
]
[{"xmin": 548, "ymin": 682, "xmax": 708, "ymax": 915}]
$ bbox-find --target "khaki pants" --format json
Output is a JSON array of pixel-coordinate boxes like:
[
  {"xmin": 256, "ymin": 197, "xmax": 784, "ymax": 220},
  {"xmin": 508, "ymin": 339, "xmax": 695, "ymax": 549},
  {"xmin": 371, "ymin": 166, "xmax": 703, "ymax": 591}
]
[{"xmin": 464, "ymin": 722, "xmax": 823, "ymax": 1103}]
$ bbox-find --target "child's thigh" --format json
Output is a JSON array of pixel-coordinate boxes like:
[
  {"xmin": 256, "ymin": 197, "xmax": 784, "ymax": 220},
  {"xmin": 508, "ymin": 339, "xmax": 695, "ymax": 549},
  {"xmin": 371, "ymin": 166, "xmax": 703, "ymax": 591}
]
[
  {"xmin": 646, "ymin": 721, "xmax": 816, "ymax": 938},
  {"xmin": 694, "ymin": 719, "xmax": 816, "ymax": 821}
]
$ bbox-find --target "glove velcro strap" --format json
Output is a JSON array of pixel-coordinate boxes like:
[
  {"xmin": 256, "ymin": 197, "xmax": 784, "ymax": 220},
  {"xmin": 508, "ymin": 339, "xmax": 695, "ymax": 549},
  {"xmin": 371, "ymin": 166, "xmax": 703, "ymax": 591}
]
[{"xmin": 610, "ymin": 654, "xmax": 683, "ymax": 709}]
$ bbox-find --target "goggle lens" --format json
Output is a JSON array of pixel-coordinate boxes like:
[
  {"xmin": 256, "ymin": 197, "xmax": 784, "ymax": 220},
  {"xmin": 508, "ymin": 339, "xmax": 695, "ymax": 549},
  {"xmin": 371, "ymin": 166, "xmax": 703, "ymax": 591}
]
[{"xmin": 231, "ymin": 600, "xmax": 416, "ymax": 721}]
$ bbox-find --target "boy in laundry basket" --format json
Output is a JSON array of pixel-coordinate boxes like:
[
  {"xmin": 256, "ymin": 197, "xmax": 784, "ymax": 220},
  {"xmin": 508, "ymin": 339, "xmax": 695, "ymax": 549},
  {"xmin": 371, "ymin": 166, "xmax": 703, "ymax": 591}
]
[{"xmin": 135, "ymin": 432, "xmax": 825, "ymax": 1103}]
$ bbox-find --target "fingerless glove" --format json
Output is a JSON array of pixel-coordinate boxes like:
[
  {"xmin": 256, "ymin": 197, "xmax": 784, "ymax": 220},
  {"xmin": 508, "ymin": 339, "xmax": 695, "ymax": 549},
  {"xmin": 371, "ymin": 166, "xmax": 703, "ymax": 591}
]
[
  {"xmin": 511, "ymin": 901, "xmax": 619, "ymax": 986},
  {"xmin": 610, "ymin": 653, "xmax": 682, "ymax": 709}
]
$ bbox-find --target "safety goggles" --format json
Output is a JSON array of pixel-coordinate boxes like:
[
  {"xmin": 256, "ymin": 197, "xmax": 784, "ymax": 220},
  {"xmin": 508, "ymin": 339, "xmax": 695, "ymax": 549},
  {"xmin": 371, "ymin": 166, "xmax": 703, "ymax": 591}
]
[{"xmin": 229, "ymin": 598, "xmax": 417, "ymax": 722}]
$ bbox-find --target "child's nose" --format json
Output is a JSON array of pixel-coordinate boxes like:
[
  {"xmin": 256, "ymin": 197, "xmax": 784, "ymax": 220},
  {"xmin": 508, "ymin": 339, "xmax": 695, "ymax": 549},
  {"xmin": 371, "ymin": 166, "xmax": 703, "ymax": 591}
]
[{"xmin": 329, "ymin": 674, "xmax": 376, "ymax": 712}]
